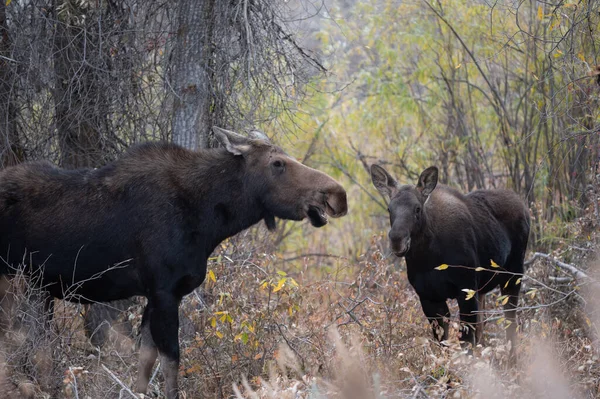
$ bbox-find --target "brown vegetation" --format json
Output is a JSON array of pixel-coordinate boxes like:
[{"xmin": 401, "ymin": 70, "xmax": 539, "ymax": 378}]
[{"xmin": 0, "ymin": 205, "xmax": 598, "ymax": 398}]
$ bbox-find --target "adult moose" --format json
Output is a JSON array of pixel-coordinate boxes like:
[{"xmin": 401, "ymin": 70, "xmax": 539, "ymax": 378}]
[
  {"xmin": 0, "ymin": 127, "xmax": 348, "ymax": 399},
  {"xmin": 370, "ymin": 165, "xmax": 529, "ymax": 360}
]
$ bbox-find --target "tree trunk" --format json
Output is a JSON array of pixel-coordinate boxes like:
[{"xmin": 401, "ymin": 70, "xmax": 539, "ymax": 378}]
[
  {"xmin": 53, "ymin": 0, "xmax": 106, "ymax": 169},
  {"xmin": 0, "ymin": 1, "xmax": 24, "ymax": 167},
  {"xmin": 171, "ymin": 0, "xmax": 217, "ymax": 150}
]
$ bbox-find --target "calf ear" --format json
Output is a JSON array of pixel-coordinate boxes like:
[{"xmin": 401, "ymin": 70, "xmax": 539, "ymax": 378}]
[
  {"xmin": 370, "ymin": 164, "xmax": 398, "ymax": 200},
  {"xmin": 213, "ymin": 126, "xmax": 252, "ymax": 156},
  {"xmin": 416, "ymin": 166, "xmax": 438, "ymax": 197}
]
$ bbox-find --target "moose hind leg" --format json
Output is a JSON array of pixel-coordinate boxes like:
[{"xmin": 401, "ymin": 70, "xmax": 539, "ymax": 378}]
[
  {"xmin": 420, "ymin": 298, "xmax": 450, "ymax": 342},
  {"xmin": 148, "ymin": 292, "xmax": 181, "ymax": 399},
  {"xmin": 135, "ymin": 305, "xmax": 158, "ymax": 394},
  {"xmin": 0, "ymin": 275, "xmax": 13, "ymax": 333}
]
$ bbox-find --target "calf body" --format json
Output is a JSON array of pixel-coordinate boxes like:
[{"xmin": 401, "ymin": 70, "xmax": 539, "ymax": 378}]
[
  {"xmin": 0, "ymin": 127, "xmax": 348, "ymax": 398},
  {"xmin": 371, "ymin": 165, "xmax": 529, "ymax": 357}
]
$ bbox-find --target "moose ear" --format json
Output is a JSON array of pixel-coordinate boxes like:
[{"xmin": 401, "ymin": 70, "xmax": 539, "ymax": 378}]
[
  {"xmin": 416, "ymin": 166, "xmax": 438, "ymax": 197},
  {"xmin": 249, "ymin": 130, "xmax": 271, "ymax": 142},
  {"xmin": 213, "ymin": 126, "xmax": 252, "ymax": 156},
  {"xmin": 370, "ymin": 164, "xmax": 398, "ymax": 200}
]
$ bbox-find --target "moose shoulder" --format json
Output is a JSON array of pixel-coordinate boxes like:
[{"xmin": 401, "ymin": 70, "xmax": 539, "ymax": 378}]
[
  {"xmin": 371, "ymin": 164, "xmax": 529, "ymax": 360},
  {"xmin": 0, "ymin": 127, "xmax": 348, "ymax": 399}
]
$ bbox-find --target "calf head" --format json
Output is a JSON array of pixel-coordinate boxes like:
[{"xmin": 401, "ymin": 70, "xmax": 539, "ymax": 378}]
[
  {"xmin": 370, "ymin": 165, "xmax": 438, "ymax": 257},
  {"xmin": 213, "ymin": 127, "xmax": 348, "ymax": 229}
]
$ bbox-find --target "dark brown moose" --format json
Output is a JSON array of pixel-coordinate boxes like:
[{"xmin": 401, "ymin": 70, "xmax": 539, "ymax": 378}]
[
  {"xmin": 371, "ymin": 165, "xmax": 529, "ymax": 359},
  {"xmin": 0, "ymin": 127, "xmax": 348, "ymax": 399}
]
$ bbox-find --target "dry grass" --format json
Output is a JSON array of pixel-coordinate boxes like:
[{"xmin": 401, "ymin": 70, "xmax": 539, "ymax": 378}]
[{"xmin": 0, "ymin": 214, "xmax": 599, "ymax": 399}]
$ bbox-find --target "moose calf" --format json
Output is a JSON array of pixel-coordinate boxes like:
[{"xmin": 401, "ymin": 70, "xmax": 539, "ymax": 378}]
[{"xmin": 371, "ymin": 165, "xmax": 529, "ymax": 360}]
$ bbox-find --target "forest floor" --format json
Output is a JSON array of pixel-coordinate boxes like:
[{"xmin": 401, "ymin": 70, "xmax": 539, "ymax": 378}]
[{"xmin": 0, "ymin": 210, "xmax": 599, "ymax": 399}]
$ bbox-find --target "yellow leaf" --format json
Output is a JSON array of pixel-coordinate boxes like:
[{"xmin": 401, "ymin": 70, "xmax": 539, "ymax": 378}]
[
  {"xmin": 455, "ymin": 63, "xmax": 461, "ymax": 69},
  {"xmin": 435, "ymin": 264, "xmax": 449, "ymax": 271},
  {"xmin": 207, "ymin": 269, "xmax": 216, "ymax": 283},
  {"xmin": 537, "ymin": 5, "xmax": 543, "ymax": 20},
  {"xmin": 496, "ymin": 317, "xmax": 506, "ymax": 325},
  {"xmin": 475, "ymin": 267, "xmax": 485, "ymax": 272},
  {"xmin": 462, "ymin": 288, "xmax": 476, "ymax": 300},
  {"xmin": 5, "ymin": 0, "xmax": 11, "ymax": 5},
  {"xmin": 549, "ymin": 15, "xmax": 561, "ymax": 30},
  {"xmin": 215, "ymin": 331, "xmax": 223, "ymax": 339},
  {"xmin": 515, "ymin": 278, "xmax": 522, "ymax": 285},
  {"xmin": 526, "ymin": 288, "xmax": 537, "ymax": 299},
  {"xmin": 501, "ymin": 296, "xmax": 509, "ymax": 306},
  {"xmin": 490, "ymin": 259, "xmax": 500, "ymax": 268},
  {"xmin": 210, "ymin": 317, "xmax": 216, "ymax": 328},
  {"xmin": 272, "ymin": 277, "xmax": 286, "ymax": 293},
  {"xmin": 496, "ymin": 295, "xmax": 508, "ymax": 305},
  {"xmin": 504, "ymin": 279, "xmax": 510, "ymax": 289}
]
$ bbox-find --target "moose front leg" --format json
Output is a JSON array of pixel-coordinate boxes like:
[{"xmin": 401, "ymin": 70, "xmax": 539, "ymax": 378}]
[
  {"xmin": 135, "ymin": 305, "xmax": 158, "ymax": 394},
  {"xmin": 420, "ymin": 298, "xmax": 450, "ymax": 342},
  {"xmin": 149, "ymin": 292, "xmax": 181, "ymax": 399}
]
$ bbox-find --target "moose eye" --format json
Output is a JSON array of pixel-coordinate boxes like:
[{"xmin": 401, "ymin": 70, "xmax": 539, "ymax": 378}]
[
  {"xmin": 415, "ymin": 206, "xmax": 421, "ymax": 214},
  {"xmin": 272, "ymin": 159, "xmax": 285, "ymax": 170}
]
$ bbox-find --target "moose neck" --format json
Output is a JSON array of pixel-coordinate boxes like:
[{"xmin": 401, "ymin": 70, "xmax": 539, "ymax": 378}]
[
  {"xmin": 182, "ymin": 149, "xmax": 268, "ymax": 254},
  {"xmin": 408, "ymin": 206, "xmax": 431, "ymax": 257}
]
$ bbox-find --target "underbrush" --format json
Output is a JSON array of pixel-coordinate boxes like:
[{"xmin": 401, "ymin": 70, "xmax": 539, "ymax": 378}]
[{"xmin": 0, "ymin": 212, "xmax": 599, "ymax": 398}]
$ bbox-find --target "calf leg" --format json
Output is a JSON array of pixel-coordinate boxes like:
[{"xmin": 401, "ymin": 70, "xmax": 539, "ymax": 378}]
[
  {"xmin": 476, "ymin": 293, "xmax": 486, "ymax": 345},
  {"xmin": 135, "ymin": 305, "xmax": 158, "ymax": 394},
  {"xmin": 501, "ymin": 283, "xmax": 520, "ymax": 364},
  {"xmin": 149, "ymin": 292, "xmax": 181, "ymax": 399},
  {"xmin": 457, "ymin": 293, "xmax": 478, "ymax": 347},
  {"xmin": 420, "ymin": 298, "xmax": 450, "ymax": 342}
]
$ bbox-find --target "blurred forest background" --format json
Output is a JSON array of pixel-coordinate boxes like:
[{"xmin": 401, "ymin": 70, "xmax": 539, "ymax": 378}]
[{"xmin": 0, "ymin": 0, "xmax": 599, "ymax": 398}]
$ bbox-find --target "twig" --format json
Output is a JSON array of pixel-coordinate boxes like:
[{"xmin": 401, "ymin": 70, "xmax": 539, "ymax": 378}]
[
  {"xmin": 69, "ymin": 367, "xmax": 80, "ymax": 399},
  {"xmin": 525, "ymin": 252, "xmax": 589, "ymax": 280},
  {"xmin": 0, "ymin": 54, "xmax": 17, "ymax": 63},
  {"xmin": 102, "ymin": 364, "xmax": 139, "ymax": 399},
  {"xmin": 548, "ymin": 276, "xmax": 574, "ymax": 283},
  {"xmin": 280, "ymin": 253, "xmax": 346, "ymax": 263},
  {"xmin": 149, "ymin": 361, "xmax": 161, "ymax": 387}
]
